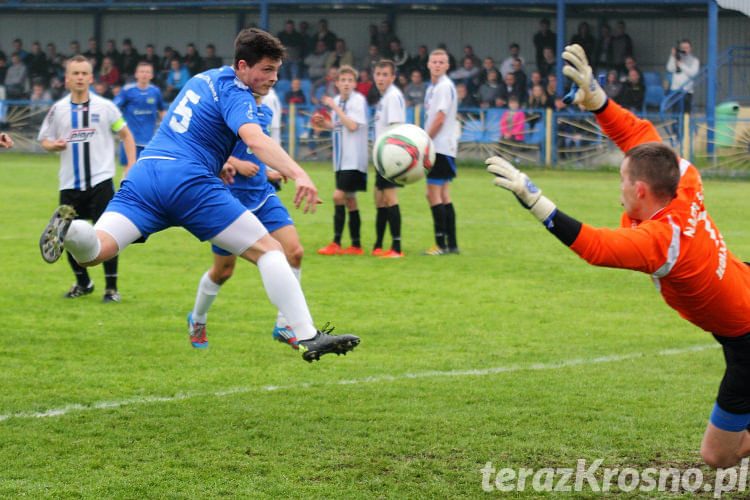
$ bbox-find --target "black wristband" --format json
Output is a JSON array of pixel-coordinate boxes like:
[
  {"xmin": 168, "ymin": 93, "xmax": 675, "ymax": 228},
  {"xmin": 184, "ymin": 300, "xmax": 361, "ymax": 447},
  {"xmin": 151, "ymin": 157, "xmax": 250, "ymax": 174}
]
[{"xmin": 546, "ymin": 209, "xmax": 582, "ymax": 247}]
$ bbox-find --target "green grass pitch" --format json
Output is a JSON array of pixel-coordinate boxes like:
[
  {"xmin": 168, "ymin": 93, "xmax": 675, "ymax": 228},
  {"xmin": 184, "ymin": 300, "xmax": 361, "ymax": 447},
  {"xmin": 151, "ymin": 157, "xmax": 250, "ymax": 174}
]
[{"xmin": 1, "ymin": 152, "xmax": 748, "ymax": 498}]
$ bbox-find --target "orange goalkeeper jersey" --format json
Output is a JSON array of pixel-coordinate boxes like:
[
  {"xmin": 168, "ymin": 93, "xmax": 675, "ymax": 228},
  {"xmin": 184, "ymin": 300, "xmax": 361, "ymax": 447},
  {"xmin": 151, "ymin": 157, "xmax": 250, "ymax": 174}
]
[{"xmin": 569, "ymin": 101, "xmax": 750, "ymax": 337}]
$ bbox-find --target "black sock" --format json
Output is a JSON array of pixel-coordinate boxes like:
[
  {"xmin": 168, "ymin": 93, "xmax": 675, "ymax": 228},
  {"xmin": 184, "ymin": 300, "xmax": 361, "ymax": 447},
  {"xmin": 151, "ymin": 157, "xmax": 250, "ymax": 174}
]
[
  {"xmin": 333, "ymin": 205, "xmax": 345, "ymax": 245},
  {"xmin": 67, "ymin": 251, "xmax": 90, "ymax": 287},
  {"xmin": 349, "ymin": 209, "xmax": 361, "ymax": 248},
  {"xmin": 103, "ymin": 256, "xmax": 118, "ymax": 290},
  {"xmin": 430, "ymin": 204, "xmax": 447, "ymax": 249},
  {"xmin": 445, "ymin": 202, "xmax": 457, "ymax": 249},
  {"xmin": 374, "ymin": 206, "xmax": 387, "ymax": 249},
  {"xmin": 388, "ymin": 204, "xmax": 401, "ymax": 253}
]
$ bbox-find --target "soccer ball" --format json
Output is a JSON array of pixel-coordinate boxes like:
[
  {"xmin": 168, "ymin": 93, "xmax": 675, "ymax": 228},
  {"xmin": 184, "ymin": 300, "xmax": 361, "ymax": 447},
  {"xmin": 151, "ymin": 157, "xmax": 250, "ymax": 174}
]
[{"xmin": 373, "ymin": 124, "xmax": 435, "ymax": 185}]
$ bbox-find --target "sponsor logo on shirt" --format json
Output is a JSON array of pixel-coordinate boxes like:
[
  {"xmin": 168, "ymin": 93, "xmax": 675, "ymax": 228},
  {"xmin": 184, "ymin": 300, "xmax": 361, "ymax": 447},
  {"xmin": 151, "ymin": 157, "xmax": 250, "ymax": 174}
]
[
  {"xmin": 91, "ymin": 113, "xmax": 100, "ymax": 123},
  {"xmin": 246, "ymin": 103, "xmax": 255, "ymax": 120},
  {"xmin": 67, "ymin": 128, "xmax": 96, "ymax": 142}
]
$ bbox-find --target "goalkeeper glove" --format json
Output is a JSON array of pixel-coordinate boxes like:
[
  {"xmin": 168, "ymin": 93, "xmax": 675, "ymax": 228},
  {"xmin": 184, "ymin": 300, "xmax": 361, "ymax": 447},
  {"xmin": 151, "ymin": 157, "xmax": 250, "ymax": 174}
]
[
  {"xmin": 486, "ymin": 156, "xmax": 557, "ymax": 227},
  {"xmin": 561, "ymin": 44, "xmax": 608, "ymax": 112}
]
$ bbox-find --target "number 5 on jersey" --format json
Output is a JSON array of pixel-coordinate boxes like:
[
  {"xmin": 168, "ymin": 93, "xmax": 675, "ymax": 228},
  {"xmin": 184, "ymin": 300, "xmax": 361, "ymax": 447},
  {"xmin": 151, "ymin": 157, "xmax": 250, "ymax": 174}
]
[{"xmin": 169, "ymin": 90, "xmax": 201, "ymax": 133}]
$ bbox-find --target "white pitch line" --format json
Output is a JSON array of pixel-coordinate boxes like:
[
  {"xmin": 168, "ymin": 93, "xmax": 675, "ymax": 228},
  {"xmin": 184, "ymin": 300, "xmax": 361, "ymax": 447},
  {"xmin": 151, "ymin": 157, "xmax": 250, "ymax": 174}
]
[{"xmin": 0, "ymin": 343, "xmax": 718, "ymax": 422}]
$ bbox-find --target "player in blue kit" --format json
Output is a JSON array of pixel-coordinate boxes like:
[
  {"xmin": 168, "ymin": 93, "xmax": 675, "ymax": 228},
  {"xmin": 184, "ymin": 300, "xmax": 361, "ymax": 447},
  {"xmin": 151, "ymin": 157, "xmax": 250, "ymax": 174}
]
[
  {"xmin": 188, "ymin": 100, "xmax": 305, "ymax": 349},
  {"xmin": 114, "ymin": 61, "xmax": 166, "ymax": 162},
  {"xmin": 39, "ymin": 28, "xmax": 360, "ymax": 362}
]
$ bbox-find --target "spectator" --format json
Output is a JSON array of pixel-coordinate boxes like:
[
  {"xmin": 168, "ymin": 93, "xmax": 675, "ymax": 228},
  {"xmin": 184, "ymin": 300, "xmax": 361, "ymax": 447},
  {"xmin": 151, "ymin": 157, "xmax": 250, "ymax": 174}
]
[
  {"xmin": 298, "ymin": 20, "xmax": 315, "ymax": 56},
  {"xmin": 284, "ymin": 77, "xmax": 307, "ymax": 105},
  {"xmin": 396, "ymin": 73, "xmax": 409, "ymax": 93},
  {"xmin": 500, "ymin": 42, "xmax": 526, "ymax": 78},
  {"xmin": 0, "ymin": 55, "xmax": 9, "ymax": 89},
  {"xmin": 277, "ymin": 20, "xmax": 306, "ymax": 80},
  {"xmin": 478, "ymin": 57, "xmax": 499, "ymax": 85},
  {"xmin": 141, "ymin": 44, "xmax": 161, "ymax": 76},
  {"xmin": 497, "ymin": 71, "xmax": 523, "ymax": 108},
  {"xmin": 164, "ymin": 58, "xmax": 190, "ymax": 101},
  {"xmin": 99, "ymin": 56, "xmax": 121, "ymax": 87},
  {"xmin": 94, "ymin": 81, "xmax": 112, "ymax": 99},
  {"xmin": 437, "ymin": 43, "xmax": 457, "ymax": 72},
  {"xmin": 527, "ymin": 84, "xmax": 552, "ymax": 128},
  {"xmin": 409, "ymin": 45, "xmax": 429, "ymax": 80},
  {"xmin": 325, "ymin": 39, "xmax": 353, "ymax": 71},
  {"xmin": 13, "ymin": 38, "xmax": 30, "ymax": 64},
  {"xmin": 377, "ymin": 20, "xmax": 397, "ymax": 59},
  {"xmin": 449, "ymin": 57, "xmax": 480, "ymax": 94},
  {"xmin": 203, "ymin": 44, "xmax": 223, "ymax": 70},
  {"xmin": 361, "ymin": 44, "xmax": 380, "ymax": 74},
  {"xmin": 304, "ymin": 40, "xmax": 329, "ymax": 81},
  {"xmin": 538, "ymin": 47, "xmax": 556, "ymax": 80},
  {"xmin": 104, "ymin": 39, "xmax": 121, "ymax": 68},
  {"xmin": 604, "ymin": 70, "xmax": 622, "ymax": 99},
  {"xmin": 120, "ymin": 38, "xmax": 140, "ymax": 79},
  {"xmin": 500, "ymin": 95, "xmax": 526, "ymax": 142},
  {"xmin": 184, "ymin": 43, "xmax": 203, "ymax": 76},
  {"xmin": 5, "ymin": 53, "xmax": 29, "ymax": 98},
  {"xmin": 533, "ymin": 19, "xmax": 556, "ymax": 73},
  {"xmin": 160, "ymin": 46, "xmax": 179, "ymax": 84},
  {"xmin": 612, "ymin": 21, "xmax": 633, "ymax": 74},
  {"xmin": 28, "ymin": 42, "xmax": 48, "ymax": 83},
  {"xmin": 462, "ymin": 45, "xmax": 481, "ymax": 69},
  {"xmin": 545, "ymin": 74, "xmax": 560, "ymax": 100},
  {"xmin": 29, "ymin": 77, "xmax": 52, "ymax": 114},
  {"xmin": 528, "ymin": 71, "xmax": 543, "ymax": 93},
  {"xmin": 570, "ymin": 22, "xmax": 595, "ymax": 63},
  {"xmin": 315, "ymin": 19, "xmax": 338, "ymax": 51},
  {"xmin": 0, "ymin": 44, "xmax": 4, "ymax": 63},
  {"xmin": 621, "ymin": 55, "xmax": 643, "ymax": 83},
  {"xmin": 594, "ymin": 24, "xmax": 614, "ymax": 73},
  {"xmin": 84, "ymin": 37, "xmax": 103, "ymax": 73},
  {"xmin": 389, "ymin": 38, "xmax": 410, "ymax": 77},
  {"xmin": 311, "ymin": 66, "xmax": 338, "ymax": 105},
  {"xmin": 45, "ymin": 43, "xmax": 65, "ymax": 77},
  {"xmin": 367, "ymin": 24, "xmax": 379, "ymax": 50},
  {"xmin": 617, "ymin": 68, "xmax": 645, "ymax": 112},
  {"xmin": 357, "ymin": 67, "xmax": 373, "ymax": 97},
  {"xmin": 666, "ymin": 39, "xmax": 700, "ymax": 114},
  {"xmin": 456, "ymin": 82, "xmax": 478, "ymax": 108},
  {"xmin": 404, "ymin": 69, "xmax": 427, "ymax": 107},
  {"xmin": 69, "ymin": 40, "xmax": 81, "ymax": 58},
  {"xmin": 477, "ymin": 69, "xmax": 501, "ymax": 108},
  {"xmin": 511, "ymin": 58, "xmax": 528, "ymax": 100}
]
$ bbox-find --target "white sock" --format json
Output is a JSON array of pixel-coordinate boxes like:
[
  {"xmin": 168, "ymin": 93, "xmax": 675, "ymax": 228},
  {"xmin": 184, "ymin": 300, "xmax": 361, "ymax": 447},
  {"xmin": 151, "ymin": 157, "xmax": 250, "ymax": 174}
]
[
  {"xmin": 192, "ymin": 270, "xmax": 222, "ymax": 324},
  {"xmin": 276, "ymin": 266, "xmax": 301, "ymax": 328},
  {"xmin": 65, "ymin": 220, "xmax": 101, "ymax": 264},
  {"xmin": 257, "ymin": 251, "xmax": 316, "ymax": 341}
]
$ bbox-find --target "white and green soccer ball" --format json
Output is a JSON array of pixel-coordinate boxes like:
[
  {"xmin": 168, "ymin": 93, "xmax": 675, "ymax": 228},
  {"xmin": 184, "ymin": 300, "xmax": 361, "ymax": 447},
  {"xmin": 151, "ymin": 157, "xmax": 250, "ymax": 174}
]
[{"xmin": 373, "ymin": 124, "xmax": 436, "ymax": 185}]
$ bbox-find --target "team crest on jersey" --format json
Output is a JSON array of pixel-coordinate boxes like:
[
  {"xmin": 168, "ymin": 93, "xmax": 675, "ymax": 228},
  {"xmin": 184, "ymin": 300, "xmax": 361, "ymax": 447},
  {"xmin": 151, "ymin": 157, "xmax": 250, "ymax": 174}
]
[
  {"xmin": 246, "ymin": 103, "xmax": 255, "ymax": 120},
  {"xmin": 147, "ymin": 97, "xmax": 155, "ymax": 104},
  {"xmin": 67, "ymin": 128, "xmax": 96, "ymax": 142},
  {"xmin": 91, "ymin": 113, "xmax": 100, "ymax": 123}
]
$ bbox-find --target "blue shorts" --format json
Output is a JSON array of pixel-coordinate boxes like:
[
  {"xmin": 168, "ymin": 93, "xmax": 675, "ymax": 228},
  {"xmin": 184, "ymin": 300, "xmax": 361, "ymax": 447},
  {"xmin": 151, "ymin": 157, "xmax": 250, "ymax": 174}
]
[
  {"xmin": 105, "ymin": 157, "xmax": 247, "ymax": 242},
  {"xmin": 120, "ymin": 144, "xmax": 146, "ymax": 165},
  {"xmin": 426, "ymin": 154, "xmax": 456, "ymax": 185},
  {"xmin": 212, "ymin": 191, "xmax": 293, "ymax": 256}
]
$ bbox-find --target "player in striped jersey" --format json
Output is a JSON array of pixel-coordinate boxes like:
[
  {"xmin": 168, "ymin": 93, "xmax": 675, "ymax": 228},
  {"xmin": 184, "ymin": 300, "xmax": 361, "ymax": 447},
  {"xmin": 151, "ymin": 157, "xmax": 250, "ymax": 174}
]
[
  {"xmin": 316, "ymin": 65, "xmax": 370, "ymax": 256},
  {"xmin": 488, "ymin": 43, "xmax": 750, "ymax": 468},
  {"xmin": 38, "ymin": 55, "xmax": 136, "ymax": 302},
  {"xmin": 114, "ymin": 61, "xmax": 166, "ymax": 163},
  {"xmin": 371, "ymin": 59, "xmax": 406, "ymax": 258}
]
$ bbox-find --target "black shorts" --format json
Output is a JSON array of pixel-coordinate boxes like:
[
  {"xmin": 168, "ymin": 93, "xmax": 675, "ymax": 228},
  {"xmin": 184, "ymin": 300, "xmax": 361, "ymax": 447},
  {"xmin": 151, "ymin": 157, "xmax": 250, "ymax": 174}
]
[
  {"xmin": 713, "ymin": 331, "xmax": 750, "ymax": 414},
  {"xmin": 59, "ymin": 179, "xmax": 115, "ymax": 222},
  {"xmin": 375, "ymin": 171, "xmax": 401, "ymax": 190},
  {"xmin": 336, "ymin": 170, "xmax": 367, "ymax": 192},
  {"xmin": 426, "ymin": 153, "xmax": 457, "ymax": 181}
]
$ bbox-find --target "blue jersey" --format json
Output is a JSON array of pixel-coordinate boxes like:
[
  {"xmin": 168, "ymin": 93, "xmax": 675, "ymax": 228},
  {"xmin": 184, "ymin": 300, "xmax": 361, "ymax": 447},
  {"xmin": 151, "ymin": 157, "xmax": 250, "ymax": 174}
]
[
  {"xmin": 113, "ymin": 83, "xmax": 166, "ymax": 146},
  {"xmin": 142, "ymin": 66, "xmax": 260, "ymax": 176},
  {"xmin": 227, "ymin": 103, "xmax": 274, "ymax": 192}
]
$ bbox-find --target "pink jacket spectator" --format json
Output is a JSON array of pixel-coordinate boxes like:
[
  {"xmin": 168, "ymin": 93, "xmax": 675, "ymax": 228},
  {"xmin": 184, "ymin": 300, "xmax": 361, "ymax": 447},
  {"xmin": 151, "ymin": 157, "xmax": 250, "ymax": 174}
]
[{"xmin": 500, "ymin": 109, "xmax": 526, "ymax": 141}]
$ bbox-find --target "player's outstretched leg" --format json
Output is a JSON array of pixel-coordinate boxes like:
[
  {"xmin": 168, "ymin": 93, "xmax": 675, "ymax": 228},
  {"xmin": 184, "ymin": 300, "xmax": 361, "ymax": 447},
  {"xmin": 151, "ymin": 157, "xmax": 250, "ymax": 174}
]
[
  {"xmin": 40, "ymin": 205, "xmax": 77, "ymax": 263},
  {"xmin": 298, "ymin": 323, "xmax": 360, "ymax": 363}
]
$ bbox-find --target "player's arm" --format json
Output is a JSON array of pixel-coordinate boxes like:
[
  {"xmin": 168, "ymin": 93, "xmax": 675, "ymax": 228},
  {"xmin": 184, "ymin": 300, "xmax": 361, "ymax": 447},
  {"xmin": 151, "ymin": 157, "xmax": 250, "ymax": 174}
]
[
  {"xmin": 486, "ymin": 157, "xmax": 671, "ymax": 274},
  {"xmin": 321, "ymin": 96, "xmax": 358, "ymax": 131},
  {"xmin": 561, "ymin": 44, "xmax": 661, "ymax": 152},
  {"xmin": 238, "ymin": 123, "xmax": 321, "ymax": 213},
  {"xmin": 225, "ymin": 155, "xmax": 260, "ymax": 178},
  {"xmin": 41, "ymin": 139, "xmax": 67, "ymax": 152},
  {"xmin": 117, "ymin": 126, "xmax": 137, "ymax": 177},
  {"xmin": 426, "ymin": 110, "xmax": 446, "ymax": 139},
  {"xmin": 0, "ymin": 133, "xmax": 13, "ymax": 149}
]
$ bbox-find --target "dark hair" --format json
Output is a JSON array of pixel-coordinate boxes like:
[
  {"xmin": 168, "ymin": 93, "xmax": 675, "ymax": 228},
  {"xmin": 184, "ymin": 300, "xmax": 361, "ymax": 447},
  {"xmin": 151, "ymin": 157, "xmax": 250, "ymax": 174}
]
[
  {"xmin": 375, "ymin": 59, "xmax": 396, "ymax": 74},
  {"xmin": 233, "ymin": 28, "xmax": 286, "ymax": 68},
  {"xmin": 510, "ymin": 43, "xmax": 519, "ymax": 50},
  {"xmin": 136, "ymin": 61, "xmax": 154, "ymax": 70},
  {"xmin": 624, "ymin": 142, "xmax": 680, "ymax": 200}
]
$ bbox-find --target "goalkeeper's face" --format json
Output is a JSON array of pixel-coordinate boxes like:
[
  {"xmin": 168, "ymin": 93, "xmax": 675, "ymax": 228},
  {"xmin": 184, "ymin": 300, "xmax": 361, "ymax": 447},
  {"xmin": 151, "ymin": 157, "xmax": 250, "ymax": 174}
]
[{"xmin": 237, "ymin": 57, "xmax": 281, "ymax": 96}]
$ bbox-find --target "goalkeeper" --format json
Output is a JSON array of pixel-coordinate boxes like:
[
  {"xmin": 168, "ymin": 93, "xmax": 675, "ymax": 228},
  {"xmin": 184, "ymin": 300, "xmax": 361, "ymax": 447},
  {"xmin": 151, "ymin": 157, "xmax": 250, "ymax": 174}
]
[{"xmin": 487, "ymin": 44, "xmax": 750, "ymax": 469}]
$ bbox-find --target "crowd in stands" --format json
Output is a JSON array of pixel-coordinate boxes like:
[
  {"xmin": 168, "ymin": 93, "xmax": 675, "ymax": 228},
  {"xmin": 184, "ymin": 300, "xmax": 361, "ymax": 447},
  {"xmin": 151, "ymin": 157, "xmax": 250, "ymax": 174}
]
[{"xmin": 1, "ymin": 17, "xmax": 657, "ymax": 116}]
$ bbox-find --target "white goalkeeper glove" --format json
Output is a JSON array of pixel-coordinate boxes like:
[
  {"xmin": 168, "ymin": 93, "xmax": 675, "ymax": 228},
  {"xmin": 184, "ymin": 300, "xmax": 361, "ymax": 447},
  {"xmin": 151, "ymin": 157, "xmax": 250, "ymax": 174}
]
[
  {"xmin": 486, "ymin": 156, "xmax": 557, "ymax": 226},
  {"xmin": 561, "ymin": 44, "xmax": 607, "ymax": 112}
]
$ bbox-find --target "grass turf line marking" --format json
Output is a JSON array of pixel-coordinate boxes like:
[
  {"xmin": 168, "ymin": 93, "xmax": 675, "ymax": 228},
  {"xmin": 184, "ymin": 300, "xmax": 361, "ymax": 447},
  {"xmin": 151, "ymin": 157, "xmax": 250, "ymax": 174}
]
[{"xmin": 0, "ymin": 344, "xmax": 718, "ymax": 422}]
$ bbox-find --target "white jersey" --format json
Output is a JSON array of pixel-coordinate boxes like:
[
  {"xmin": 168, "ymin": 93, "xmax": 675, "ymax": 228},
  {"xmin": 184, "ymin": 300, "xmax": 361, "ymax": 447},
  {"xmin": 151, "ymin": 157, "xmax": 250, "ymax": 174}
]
[
  {"xmin": 373, "ymin": 84, "xmax": 406, "ymax": 140},
  {"xmin": 261, "ymin": 88, "xmax": 282, "ymax": 144},
  {"xmin": 331, "ymin": 91, "xmax": 368, "ymax": 173},
  {"xmin": 424, "ymin": 74, "xmax": 458, "ymax": 157},
  {"xmin": 38, "ymin": 93, "xmax": 126, "ymax": 191}
]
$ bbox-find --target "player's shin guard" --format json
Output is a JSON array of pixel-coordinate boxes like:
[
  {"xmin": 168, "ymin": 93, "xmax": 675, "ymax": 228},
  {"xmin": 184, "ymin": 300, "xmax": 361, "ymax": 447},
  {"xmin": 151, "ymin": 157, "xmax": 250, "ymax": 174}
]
[
  {"xmin": 192, "ymin": 270, "xmax": 222, "ymax": 324},
  {"xmin": 445, "ymin": 202, "xmax": 457, "ymax": 249},
  {"xmin": 333, "ymin": 205, "xmax": 345, "ymax": 245},
  {"xmin": 66, "ymin": 251, "xmax": 91, "ymax": 286},
  {"xmin": 388, "ymin": 204, "xmax": 401, "ymax": 253},
  {"xmin": 276, "ymin": 266, "xmax": 301, "ymax": 327},
  {"xmin": 348, "ymin": 209, "xmax": 361, "ymax": 247},
  {"xmin": 375, "ymin": 206, "xmax": 387, "ymax": 249},
  {"xmin": 430, "ymin": 204, "xmax": 447, "ymax": 249},
  {"xmin": 257, "ymin": 250, "xmax": 316, "ymax": 341},
  {"xmin": 65, "ymin": 220, "xmax": 101, "ymax": 264}
]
